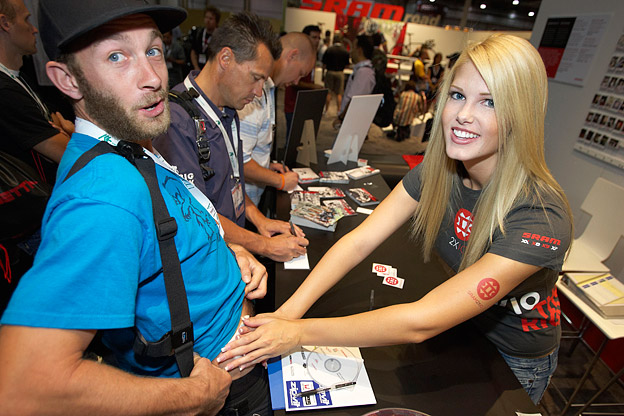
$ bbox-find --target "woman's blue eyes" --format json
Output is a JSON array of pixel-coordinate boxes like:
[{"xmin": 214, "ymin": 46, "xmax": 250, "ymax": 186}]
[
  {"xmin": 449, "ymin": 91, "xmax": 494, "ymax": 108},
  {"xmin": 450, "ymin": 91, "xmax": 464, "ymax": 100}
]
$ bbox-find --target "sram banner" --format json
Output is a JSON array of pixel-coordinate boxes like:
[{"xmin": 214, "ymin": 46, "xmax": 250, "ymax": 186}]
[{"xmin": 301, "ymin": 0, "xmax": 404, "ymax": 21}]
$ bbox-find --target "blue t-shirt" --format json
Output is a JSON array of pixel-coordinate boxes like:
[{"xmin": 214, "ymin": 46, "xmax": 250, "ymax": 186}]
[
  {"xmin": 154, "ymin": 71, "xmax": 246, "ymax": 227},
  {"xmin": 2, "ymin": 133, "xmax": 245, "ymax": 377}
]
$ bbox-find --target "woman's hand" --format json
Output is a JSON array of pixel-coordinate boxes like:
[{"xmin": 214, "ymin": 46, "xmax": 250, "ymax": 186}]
[{"xmin": 215, "ymin": 314, "xmax": 303, "ymax": 371}]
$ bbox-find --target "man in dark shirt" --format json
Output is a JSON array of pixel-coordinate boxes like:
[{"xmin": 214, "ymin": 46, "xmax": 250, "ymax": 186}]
[
  {"xmin": 190, "ymin": 6, "xmax": 220, "ymax": 71},
  {"xmin": 155, "ymin": 13, "xmax": 308, "ymax": 263},
  {"xmin": 322, "ymin": 35, "xmax": 350, "ymax": 114},
  {"xmin": 0, "ymin": 0, "xmax": 73, "ymax": 312}
]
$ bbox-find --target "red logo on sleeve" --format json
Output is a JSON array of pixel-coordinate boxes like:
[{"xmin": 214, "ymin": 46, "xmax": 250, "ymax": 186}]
[
  {"xmin": 477, "ymin": 278, "xmax": 500, "ymax": 300},
  {"xmin": 454, "ymin": 208, "xmax": 473, "ymax": 241}
]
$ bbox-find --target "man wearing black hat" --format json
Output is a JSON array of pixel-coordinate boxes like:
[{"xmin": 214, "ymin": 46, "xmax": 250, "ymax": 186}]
[{"xmin": 0, "ymin": 1, "xmax": 271, "ymax": 415}]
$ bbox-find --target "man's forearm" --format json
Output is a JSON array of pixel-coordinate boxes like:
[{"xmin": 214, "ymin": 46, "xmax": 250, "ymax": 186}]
[
  {"xmin": 0, "ymin": 326, "xmax": 219, "ymax": 416},
  {"xmin": 243, "ymin": 159, "xmax": 281, "ymax": 189},
  {"xmin": 219, "ymin": 213, "xmax": 270, "ymax": 258}
]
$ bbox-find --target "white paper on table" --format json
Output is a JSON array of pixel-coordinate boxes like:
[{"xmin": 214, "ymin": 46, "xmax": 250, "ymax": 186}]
[
  {"xmin": 284, "ymin": 253, "xmax": 310, "ymax": 270},
  {"xmin": 281, "ymin": 346, "xmax": 376, "ymax": 411}
]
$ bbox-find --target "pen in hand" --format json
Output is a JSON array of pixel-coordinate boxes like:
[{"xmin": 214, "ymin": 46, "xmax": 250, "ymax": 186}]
[{"xmin": 289, "ymin": 221, "xmax": 296, "ymax": 236}]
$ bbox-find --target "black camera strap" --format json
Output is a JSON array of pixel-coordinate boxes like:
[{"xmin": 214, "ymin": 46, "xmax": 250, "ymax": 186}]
[
  {"xmin": 168, "ymin": 90, "xmax": 214, "ymax": 181},
  {"xmin": 64, "ymin": 140, "xmax": 194, "ymax": 377}
]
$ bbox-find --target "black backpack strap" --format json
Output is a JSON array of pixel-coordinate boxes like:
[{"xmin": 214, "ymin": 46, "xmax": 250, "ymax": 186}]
[
  {"xmin": 64, "ymin": 140, "xmax": 194, "ymax": 377},
  {"xmin": 169, "ymin": 89, "xmax": 215, "ymax": 181}
]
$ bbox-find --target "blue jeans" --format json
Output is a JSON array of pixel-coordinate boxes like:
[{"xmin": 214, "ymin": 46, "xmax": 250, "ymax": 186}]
[{"xmin": 498, "ymin": 347, "xmax": 559, "ymax": 405}]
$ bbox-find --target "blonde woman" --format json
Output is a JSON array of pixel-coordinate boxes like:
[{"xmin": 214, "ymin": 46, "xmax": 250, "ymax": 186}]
[{"xmin": 218, "ymin": 34, "xmax": 573, "ymax": 404}]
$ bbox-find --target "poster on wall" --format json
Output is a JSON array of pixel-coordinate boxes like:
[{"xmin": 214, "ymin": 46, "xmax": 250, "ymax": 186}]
[
  {"xmin": 538, "ymin": 14, "xmax": 611, "ymax": 86},
  {"xmin": 574, "ymin": 32, "xmax": 624, "ymax": 170}
]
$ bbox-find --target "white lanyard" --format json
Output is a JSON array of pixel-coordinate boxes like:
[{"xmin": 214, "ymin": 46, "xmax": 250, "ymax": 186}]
[
  {"xmin": 74, "ymin": 118, "xmax": 224, "ymax": 237},
  {"xmin": 0, "ymin": 63, "xmax": 50, "ymax": 120},
  {"xmin": 183, "ymin": 76, "xmax": 240, "ymax": 179}
]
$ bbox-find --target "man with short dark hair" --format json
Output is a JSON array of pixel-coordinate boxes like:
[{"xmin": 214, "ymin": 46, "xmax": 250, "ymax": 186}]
[
  {"xmin": 333, "ymin": 34, "xmax": 376, "ymax": 128},
  {"xmin": 156, "ymin": 13, "xmax": 308, "ymax": 263},
  {"xmin": 0, "ymin": 1, "xmax": 271, "ymax": 415},
  {"xmin": 190, "ymin": 5, "xmax": 220, "ymax": 71}
]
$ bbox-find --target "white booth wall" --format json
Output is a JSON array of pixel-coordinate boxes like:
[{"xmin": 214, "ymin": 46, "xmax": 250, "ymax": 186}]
[{"xmin": 531, "ymin": 0, "xmax": 624, "ymax": 278}]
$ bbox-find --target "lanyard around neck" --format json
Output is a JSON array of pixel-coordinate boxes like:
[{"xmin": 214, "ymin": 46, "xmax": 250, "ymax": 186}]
[
  {"xmin": 0, "ymin": 63, "xmax": 50, "ymax": 120},
  {"xmin": 183, "ymin": 76, "xmax": 240, "ymax": 179},
  {"xmin": 74, "ymin": 118, "xmax": 224, "ymax": 236}
]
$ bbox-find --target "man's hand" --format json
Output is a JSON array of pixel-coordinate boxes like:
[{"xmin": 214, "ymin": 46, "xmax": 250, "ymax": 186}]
[
  {"xmin": 269, "ymin": 162, "xmax": 287, "ymax": 173},
  {"xmin": 50, "ymin": 111, "xmax": 74, "ymax": 137},
  {"xmin": 229, "ymin": 244, "xmax": 267, "ymax": 300},
  {"xmin": 264, "ymin": 233, "xmax": 308, "ymax": 262},
  {"xmin": 282, "ymin": 171, "xmax": 299, "ymax": 192},
  {"xmin": 254, "ymin": 217, "xmax": 309, "ymax": 261},
  {"xmin": 190, "ymin": 353, "xmax": 231, "ymax": 415},
  {"xmin": 255, "ymin": 217, "xmax": 304, "ymax": 239}
]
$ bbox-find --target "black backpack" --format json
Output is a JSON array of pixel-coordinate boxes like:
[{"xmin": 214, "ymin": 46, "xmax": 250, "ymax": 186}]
[{"xmin": 372, "ymin": 72, "xmax": 396, "ymax": 128}]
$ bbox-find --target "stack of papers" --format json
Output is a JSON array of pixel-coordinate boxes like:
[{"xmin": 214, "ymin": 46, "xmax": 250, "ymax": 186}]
[
  {"xmin": 307, "ymin": 186, "xmax": 345, "ymax": 199},
  {"xmin": 347, "ymin": 188, "xmax": 379, "ymax": 206},
  {"xmin": 563, "ymin": 273, "xmax": 624, "ymax": 318},
  {"xmin": 290, "ymin": 203, "xmax": 342, "ymax": 232},
  {"xmin": 345, "ymin": 165, "xmax": 380, "ymax": 180},
  {"xmin": 319, "ymin": 171, "xmax": 350, "ymax": 184},
  {"xmin": 292, "ymin": 167, "xmax": 319, "ymax": 184}
]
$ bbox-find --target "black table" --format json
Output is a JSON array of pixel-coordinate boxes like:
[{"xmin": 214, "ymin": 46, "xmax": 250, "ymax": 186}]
[{"xmin": 271, "ymin": 157, "xmax": 539, "ymax": 415}]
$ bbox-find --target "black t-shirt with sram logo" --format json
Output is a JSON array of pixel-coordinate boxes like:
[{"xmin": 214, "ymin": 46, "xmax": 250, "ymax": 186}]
[{"xmin": 403, "ymin": 164, "xmax": 571, "ymax": 358}]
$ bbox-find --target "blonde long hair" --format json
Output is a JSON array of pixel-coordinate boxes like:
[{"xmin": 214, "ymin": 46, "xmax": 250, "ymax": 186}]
[{"xmin": 411, "ymin": 34, "xmax": 572, "ymax": 271}]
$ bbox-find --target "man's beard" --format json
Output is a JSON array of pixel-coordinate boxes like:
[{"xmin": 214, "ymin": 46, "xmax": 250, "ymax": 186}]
[{"xmin": 76, "ymin": 74, "xmax": 170, "ymax": 143}]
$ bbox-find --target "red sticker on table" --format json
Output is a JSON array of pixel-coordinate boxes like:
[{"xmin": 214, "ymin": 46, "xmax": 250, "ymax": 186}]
[
  {"xmin": 374, "ymin": 264, "xmax": 387, "ymax": 273},
  {"xmin": 477, "ymin": 278, "xmax": 500, "ymax": 300}
]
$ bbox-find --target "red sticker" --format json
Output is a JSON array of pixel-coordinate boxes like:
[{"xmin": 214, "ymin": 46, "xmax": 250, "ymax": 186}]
[
  {"xmin": 454, "ymin": 208, "xmax": 473, "ymax": 241},
  {"xmin": 374, "ymin": 265, "xmax": 387, "ymax": 273},
  {"xmin": 385, "ymin": 276, "xmax": 398, "ymax": 285},
  {"xmin": 477, "ymin": 278, "xmax": 500, "ymax": 300}
]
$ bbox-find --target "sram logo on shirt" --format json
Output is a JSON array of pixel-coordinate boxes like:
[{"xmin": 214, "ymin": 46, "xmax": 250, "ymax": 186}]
[
  {"xmin": 521, "ymin": 232, "xmax": 561, "ymax": 251},
  {"xmin": 454, "ymin": 208, "xmax": 473, "ymax": 241}
]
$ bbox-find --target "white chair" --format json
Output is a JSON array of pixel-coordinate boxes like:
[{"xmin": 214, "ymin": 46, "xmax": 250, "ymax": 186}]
[{"xmin": 562, "ymin": 177, "xmax": 624, "ymax": 273}]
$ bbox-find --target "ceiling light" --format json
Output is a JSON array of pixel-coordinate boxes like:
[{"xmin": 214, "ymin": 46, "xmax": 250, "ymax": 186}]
[
  {"xmin": 480, "ymin": 3, "xmax": 487, "ymax": 9},
  {"xmin": 528, "ymin": 11, "xmax": 535, "ymax": 17},
  {"xmin": 512, "ymin": 0, "xmax": 519, "ymax": 5}
]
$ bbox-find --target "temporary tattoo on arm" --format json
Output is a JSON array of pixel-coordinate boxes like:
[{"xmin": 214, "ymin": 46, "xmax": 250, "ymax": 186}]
[{"xmin": 477, "ymin": 278, "xmax": 500, "ymax": 300}]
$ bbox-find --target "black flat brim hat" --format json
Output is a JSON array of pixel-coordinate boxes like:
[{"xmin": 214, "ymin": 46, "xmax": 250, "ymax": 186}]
[{"xmin": 39, "ymin": 0, "xmax": 187, "ymax": 60}]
